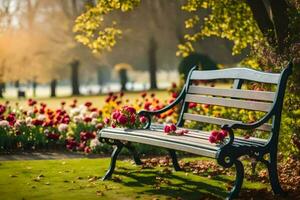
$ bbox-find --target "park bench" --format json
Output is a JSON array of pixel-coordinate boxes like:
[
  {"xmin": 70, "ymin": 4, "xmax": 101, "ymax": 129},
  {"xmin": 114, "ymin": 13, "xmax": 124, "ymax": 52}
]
[{"xmin": 99, "ymin": 62, "xmax": 293, "ymax": 199}]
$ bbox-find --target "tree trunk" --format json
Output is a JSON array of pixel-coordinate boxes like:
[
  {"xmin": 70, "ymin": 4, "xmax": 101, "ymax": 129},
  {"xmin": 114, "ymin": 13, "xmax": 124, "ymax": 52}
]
[
  {"xmin": 50, "ymin": 79, "xmax": 57, "ymax": 97},
  {"xmin": 119, "ymin": 69, "xmax": 128, "ymax": 91},
  {"xmin": 0, "ymin": 82, "xmax": 5, "ymax": 98},
  {"xmin": 32, "ymin": 80, "xmax": 37, "ymax": 97},
  {"xmin": 148, "ymin": 36, "xmax": 158, "ymax": 89},
  {"xmin": 70, "ymin": 60, "xmax": 80, "ymax": 96}
]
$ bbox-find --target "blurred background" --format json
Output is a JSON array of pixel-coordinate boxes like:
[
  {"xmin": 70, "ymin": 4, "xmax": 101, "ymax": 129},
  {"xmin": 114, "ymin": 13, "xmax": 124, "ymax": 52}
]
[{"xmin": 0, "ymin": 0, "xmax": 246, "ymax": 98}]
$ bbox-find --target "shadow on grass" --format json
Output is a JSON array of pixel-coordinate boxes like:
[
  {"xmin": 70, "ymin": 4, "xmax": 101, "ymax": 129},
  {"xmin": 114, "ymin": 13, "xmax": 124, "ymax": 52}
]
[{"xmin": 114, "ymin": 169, "xmax": 227, "ymax": 200}]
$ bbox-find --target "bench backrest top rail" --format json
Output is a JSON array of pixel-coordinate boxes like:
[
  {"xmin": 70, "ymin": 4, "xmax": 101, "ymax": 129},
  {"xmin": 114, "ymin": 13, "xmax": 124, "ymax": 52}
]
[{"xmin": 190, "ymin": 68, "xmax": 281, "ymax": 84}]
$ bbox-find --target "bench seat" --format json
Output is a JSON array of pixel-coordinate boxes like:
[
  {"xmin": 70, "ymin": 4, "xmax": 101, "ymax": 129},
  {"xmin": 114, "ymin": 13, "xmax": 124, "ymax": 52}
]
[{"xmin": 100, "ymin": 125, "xmax": 268, "ymax": 158}]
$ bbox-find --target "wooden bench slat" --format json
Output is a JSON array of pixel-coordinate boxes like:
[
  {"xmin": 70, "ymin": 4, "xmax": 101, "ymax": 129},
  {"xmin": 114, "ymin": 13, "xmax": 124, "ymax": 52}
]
[
  {"xmin": 100, "ymin": 129, "xmax": 217, "ymax": 158},
  {"xmin": 188, "ymin": 86, "xmax": 275, "ymax": 101},
  {"xmin": 190, "ymin": 68, "xmax": 280, "ymax": 84},
  {"xmin": 150, "ymin": 123, "xmax": 268, "ymax": 144},
  {"xmin": 183, "ymin": 113, "xmax": 272, "ymax": 132},
  {"xmin": 102, "ymin": 128, "xmax": 218, "ymax": 150},
  {"xmin": 185, "ymin": 94, "xmax": 272, "ymax": 112}
]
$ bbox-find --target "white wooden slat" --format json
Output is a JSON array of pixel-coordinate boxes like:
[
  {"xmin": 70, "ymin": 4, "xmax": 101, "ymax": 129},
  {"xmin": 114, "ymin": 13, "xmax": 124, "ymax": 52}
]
[
  {"xmin": 150, "ymin": 123, "xmax": 268, "ymax": 144},
  {"xmin": 190, "ymin": 68, "xmax": 280, "ymax": 84},
  {"xmin": 185, "ymin": 94, "xmax": 272, "ymax": 112},
  {"xmin": 100, "ymin": 129, "xmax": 217, "ymax": 158},
  {"xmin": 188, "ymin": 86, "xmax": 275, "ymax": 102},
  {"xmin": 102, "ymin": 128, "xmax": 218, "ymax": 150},
  {"xmin": 183, "ymin": 113, "xmax": 272, "ymax": 132}
]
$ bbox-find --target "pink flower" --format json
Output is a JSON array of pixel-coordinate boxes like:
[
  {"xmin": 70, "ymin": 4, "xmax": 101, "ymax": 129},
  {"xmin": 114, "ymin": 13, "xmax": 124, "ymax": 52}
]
[
  {"xmin": 96, "ymin": 123, "xmax": 104, "ymax": 130},
  {"xmin": 112, "ymin": 110, "xmax": 121, "ymax": 120},
  {"xmin": 208, "ymin": 135, "xmax": 217, "ymax": 143},
  {"xmin": 139, "ymin": 116, "xmax": 147, "ymax": 123},
  {"xmin": 117, "ymin": 114, "xmax": 128, "ymax": 124},
  {"xmin": 111, "ymin": 123, "xmax": 116, "ymax": 128},
  {"xmin": 104, "ymin": 117, "xmax": 110, "ymax": 124},
  {"xmin": 164, "ymin": 125, "xmax": 171, "ymax": 133},
  {"xmin": 220, "ymin": 130, "xmax": 228, "ymax": 137}
]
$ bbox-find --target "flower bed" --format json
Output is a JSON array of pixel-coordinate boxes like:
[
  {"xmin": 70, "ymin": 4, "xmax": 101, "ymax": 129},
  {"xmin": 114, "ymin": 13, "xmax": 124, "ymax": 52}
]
[{"xmin": 0, "ymin": 82, "xmax": 299, "ymax": 156}]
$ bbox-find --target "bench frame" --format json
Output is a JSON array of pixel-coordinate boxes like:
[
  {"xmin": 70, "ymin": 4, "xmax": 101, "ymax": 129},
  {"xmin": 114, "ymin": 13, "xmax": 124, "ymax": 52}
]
[{"xmin": 99, "ymin": 62, "xmax": 293, "ymax": 200}]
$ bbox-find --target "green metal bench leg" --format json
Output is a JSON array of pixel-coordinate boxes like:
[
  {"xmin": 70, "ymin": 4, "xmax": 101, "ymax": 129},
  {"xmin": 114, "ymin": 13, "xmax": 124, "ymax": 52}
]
[
  {"xmin": 102, "ymin": 144, "xmax": 123, "ymax": 180},
  {"xmin": 263, "ymin": 153, "xmax": 287, "ymax": 196},
  {"xmin": 168, "ymin": 149, "xmax": 181, "ymax": 171},
  {"xmin": 227, "ymin": 160, "xmax": 244, "ymax": 200},
  {"xmin": 124, "ymin": 143, "xmax": 143, "ymax": 165}
]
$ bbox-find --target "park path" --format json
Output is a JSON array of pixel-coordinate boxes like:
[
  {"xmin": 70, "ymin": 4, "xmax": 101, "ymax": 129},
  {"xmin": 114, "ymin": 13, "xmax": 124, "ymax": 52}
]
[{"xmin": 0, "ymin": 152, "xmax": 105, "ymax": 161}]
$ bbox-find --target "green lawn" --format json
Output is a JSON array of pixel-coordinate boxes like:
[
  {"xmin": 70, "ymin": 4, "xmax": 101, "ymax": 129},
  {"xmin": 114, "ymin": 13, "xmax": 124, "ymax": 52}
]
[{"xmin": 0, "ymin": 157, "xmax": 267, "ymax": 200}]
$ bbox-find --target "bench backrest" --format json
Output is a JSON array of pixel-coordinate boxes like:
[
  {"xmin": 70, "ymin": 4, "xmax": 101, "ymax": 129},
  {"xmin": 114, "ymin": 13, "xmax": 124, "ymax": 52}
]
[{"xmin": 177, "ymin": 62, "xmax": 293, "ymax": 139}]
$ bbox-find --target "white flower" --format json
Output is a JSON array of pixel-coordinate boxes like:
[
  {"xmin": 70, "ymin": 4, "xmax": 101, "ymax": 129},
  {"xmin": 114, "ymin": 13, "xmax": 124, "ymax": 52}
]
[
  {"xmin": 91, "ymin": 118, "xmax": 98, "ymax": 125},
  {"xmin": 73, "ymin": 116, "xmax": 82, "ymax": 123},
  {"xmin": 58, "ymin": 123, "xmax": 68, "ymax": 132},
  {"xmin": 70, "ymin": 107, "xmax": 81, "ymax": 117},
  {"xmin": 90, "ymin": 138, "xmax": 101, "ymax": 149},
  {"xmin": 25, "ymin": 117, "xmax": 32, "ymax": 125},
  {"xmin": 89, "ymin": 111, "xmax": 99, "ymax": 119},
  {"xmin": 15, "ymin": 120, "xmax": 25, "ymax": 127},
  {"xmin": 0, "ymin": 120, "xmax": 9, "ymax": 127},
  {"xmin": 37, "ymin": 114, "xmax": 46, "ymax": 121}
]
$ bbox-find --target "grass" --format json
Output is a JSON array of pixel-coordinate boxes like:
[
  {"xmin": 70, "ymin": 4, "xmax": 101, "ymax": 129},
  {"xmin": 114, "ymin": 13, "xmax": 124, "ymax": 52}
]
[
  {"xmin": 0, "ymin": 90, "xmax": 170, "ymax": 109},
  {"xmin": 0, "ymin": 157, "xmax": 267, "ymax": 200}
]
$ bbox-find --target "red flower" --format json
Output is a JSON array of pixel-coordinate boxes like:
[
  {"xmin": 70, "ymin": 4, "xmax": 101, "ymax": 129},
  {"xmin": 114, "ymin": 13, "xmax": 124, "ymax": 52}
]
[
  {"xmin": 141, "ymin": 92, "xmax": 147, "ymax": 98},
  {"xmin": 111, "ymin": 123, "xmax": 116, "ymax": 128},
  {"xmin": 211, "ymin": 130, "xmax": 219, "ymax": 137},
  {"xmin": 171, "ymin": 82, "xmax": 177, "ymax": 88},
  {"xmin": 144, "ymin": 102, "xmax": 152, "ymax": 110},
  {"xmin": 85, "ymin": 102, "xmax": 92, "ymax": 107},
  {"xmin": 208, "ymin": 135, "xmax": 217, "ymax": 143},
  {"xmin": 164, "ymin": 125, "xmax": 171, "ymax": 134},
  {"xmin": 120, "ymin": 92, "xmax": 124, "ymax": 97},
  {"xmin": 84, "ymin": 117, "xmax": 92, "ymax": 123},
  {"xmin": 124, "ymin": 106, "xmax": 136, "ymax": 114},
  {"xmin": 0, "ymin": 105, "xmax": 6, "ymax": 115},
  {"xmin": 170, "ymin": 124, "xmax": 177, "ymax": 132},
  {"xmin": 130, "ymin": 115, "xmax": 136, "ymax": 123},
  {"xmin": 32, "ymin": 119, "xmax": 43, "ymax": 126},
  {"xmin": 84, "ymin": 146, "xmax": 91, "ymax": 154},
  {"xmin": 188, "ymin": 102, "xmax": 197, "ymax": 109},
  {"xmin": 117, "ymin": 114, "xmax": 127, "ymax": 125},
  {"xmin": 28, "ymin": 99, "xmax": 37, "ymax": 106},
  {"xmin": 112, "ymin": 110, "xmax": 121, "ymax": 120},
  {"xmin": 47, "ymin": 133, "xmax": 60, "ymax": 140},
  {"xmin": 61, "ymin": 101, "xmax": 66, "ymax": 106},
  {"xmin": 172, "ymin": 92, "xmax": 178, "ymax": 98}
]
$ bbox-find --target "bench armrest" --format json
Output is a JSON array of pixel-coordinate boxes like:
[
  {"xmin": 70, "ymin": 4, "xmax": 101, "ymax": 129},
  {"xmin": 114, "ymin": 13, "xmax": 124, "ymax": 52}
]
[{"xmin": 138, "ymin": 85, "xmax": 186, "ymax": 129}]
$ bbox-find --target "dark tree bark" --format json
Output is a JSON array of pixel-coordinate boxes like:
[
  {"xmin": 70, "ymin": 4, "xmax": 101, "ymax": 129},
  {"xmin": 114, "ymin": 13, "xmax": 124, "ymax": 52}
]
[
  {"xmin": 70, "ymin": 60, "xmax": 80, "ymax": 96},
  {"xmin": 268, "ymin": 0, "xmax": 289, "ymax": 51},
  {"xmin": 148, "ymin": 36, "xmax": 158, "ymax": 89},
  {"xmin": 119, "ymin": 69, "xmax": 128, "ymax": 91},
  {"xmin": 246, "ymin": 0, "xmax": 276, "ymax": 44},
  {"xmin": 32, "ymin": 80, "xmax": 37, "ymax": 97},
  {"xmin": 246, "ymin": 0, "xmax": 290, "ymax": 53},
  {"xmin": 0, "ymin": 82, "xmax": 5, "ymax": 98},
  {"xmin": 50, "ymin": 79, "xmax": 57, "ymax": 97}
]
